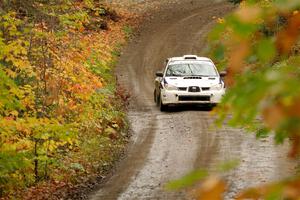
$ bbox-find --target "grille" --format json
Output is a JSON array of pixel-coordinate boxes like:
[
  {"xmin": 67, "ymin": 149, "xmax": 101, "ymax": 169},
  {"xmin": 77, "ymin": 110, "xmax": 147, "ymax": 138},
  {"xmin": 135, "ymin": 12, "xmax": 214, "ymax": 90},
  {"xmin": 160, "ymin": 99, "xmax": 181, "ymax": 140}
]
[
  {"xmin": 201, "ymin": 87, "xmax": 210, "ymax": 91},
  {"xmin": 188, "ymin": 86, "xmax": 200, "ymax": 92},
  {"xmin": 179, "ymin": 96, "xmax": 210, "ymax": 101},
  {"xmin": 183, "ymin": 76, "xmax": 202, "ymax": 79},
  {"xmin": 178, "ymin": 87, "xmax": 187, "ymax": 91}
]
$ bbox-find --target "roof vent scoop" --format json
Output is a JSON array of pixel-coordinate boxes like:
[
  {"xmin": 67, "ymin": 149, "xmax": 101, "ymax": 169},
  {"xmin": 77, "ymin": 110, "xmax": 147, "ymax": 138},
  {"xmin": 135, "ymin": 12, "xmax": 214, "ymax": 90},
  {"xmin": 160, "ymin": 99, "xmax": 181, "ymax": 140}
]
[{"xmin": 183, "ymin": 55, "xmax": 198, "ymax": 60}]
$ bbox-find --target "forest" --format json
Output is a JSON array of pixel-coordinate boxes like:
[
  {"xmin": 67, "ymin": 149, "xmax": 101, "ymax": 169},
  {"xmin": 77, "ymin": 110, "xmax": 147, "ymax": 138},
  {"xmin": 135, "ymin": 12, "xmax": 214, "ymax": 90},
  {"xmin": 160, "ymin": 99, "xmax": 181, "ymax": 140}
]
[{"xmin": 0, "ymin": 0, "xmax": 133, "ymax": 198}]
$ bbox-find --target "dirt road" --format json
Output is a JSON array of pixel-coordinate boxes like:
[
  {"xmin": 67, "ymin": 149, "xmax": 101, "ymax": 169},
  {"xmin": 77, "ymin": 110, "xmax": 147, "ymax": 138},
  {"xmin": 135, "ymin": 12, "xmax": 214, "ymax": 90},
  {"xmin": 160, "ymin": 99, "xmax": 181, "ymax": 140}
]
[{"xmin": 90, "ymin": 1, "xmax": 296, "ymax": 199}]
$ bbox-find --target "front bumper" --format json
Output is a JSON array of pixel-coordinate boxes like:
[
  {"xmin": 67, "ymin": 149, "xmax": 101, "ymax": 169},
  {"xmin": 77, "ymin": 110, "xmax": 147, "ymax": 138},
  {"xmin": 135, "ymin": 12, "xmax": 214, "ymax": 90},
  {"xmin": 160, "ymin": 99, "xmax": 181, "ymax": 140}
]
[{"xmin": 161, "ymin": 89, "xmax": 225, "ymax": 105}]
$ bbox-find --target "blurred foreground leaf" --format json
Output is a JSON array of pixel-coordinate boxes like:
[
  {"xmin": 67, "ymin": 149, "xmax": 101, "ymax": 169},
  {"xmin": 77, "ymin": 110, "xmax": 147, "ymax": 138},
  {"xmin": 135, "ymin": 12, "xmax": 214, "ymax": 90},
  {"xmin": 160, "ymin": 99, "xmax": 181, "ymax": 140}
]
[{"xmin": 166, "ymin": 170, "xmax": 208, "ymax": 190}]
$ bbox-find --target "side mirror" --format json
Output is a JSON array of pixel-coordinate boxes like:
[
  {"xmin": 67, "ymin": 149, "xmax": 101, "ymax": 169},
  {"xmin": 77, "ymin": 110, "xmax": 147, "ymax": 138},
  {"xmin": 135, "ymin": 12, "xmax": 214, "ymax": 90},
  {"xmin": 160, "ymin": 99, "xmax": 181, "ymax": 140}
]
[
  {"xmin": 156, "ymin": 71, "xmax": 163, "ymax": 77},
  {"xmin": 165, "ymin": 58, "xmax": 169, "ymax": 64},
  {"xmin": 219, "ymin": 71, "xmax": 227, "ymax": 77}
]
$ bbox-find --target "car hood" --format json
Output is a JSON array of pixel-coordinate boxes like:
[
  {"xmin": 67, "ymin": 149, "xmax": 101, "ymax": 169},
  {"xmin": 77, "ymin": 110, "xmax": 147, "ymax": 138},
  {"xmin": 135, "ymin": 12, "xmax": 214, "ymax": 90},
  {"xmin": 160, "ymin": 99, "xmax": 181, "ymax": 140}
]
[{"xmin": 165, "ymin": 76, "xmax": 220, "ymax": 87}]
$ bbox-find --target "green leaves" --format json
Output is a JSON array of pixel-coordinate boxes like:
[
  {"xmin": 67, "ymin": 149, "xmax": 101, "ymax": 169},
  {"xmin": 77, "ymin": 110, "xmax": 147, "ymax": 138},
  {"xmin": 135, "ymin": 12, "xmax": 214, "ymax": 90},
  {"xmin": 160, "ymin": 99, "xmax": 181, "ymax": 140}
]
[
  {"xmin": 0, "ymin": 67, "xmax": 23, "ymax": 115},
  {"xmin": 166, "ymin": 170, "xmax": 208, "ymax": 190},
  {"xmin": 228, "ymin": 15, "xmax": 260, "ymax": 38},
  {"xmin": 274, "ymin": 0, "xmax": 300, "ymax": 11},
  {"xmin": 256, "ymin": 38, "xmax": 276, "ymax": 63}
]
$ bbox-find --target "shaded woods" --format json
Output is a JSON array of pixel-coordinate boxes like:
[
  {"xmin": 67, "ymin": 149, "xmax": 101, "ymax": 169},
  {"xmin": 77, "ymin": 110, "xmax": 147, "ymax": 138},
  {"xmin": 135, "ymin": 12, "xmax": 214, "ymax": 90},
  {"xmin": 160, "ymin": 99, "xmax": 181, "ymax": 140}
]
[{"xmin": 0, "ymin": 0, "xmax": 134, "ymax": 198}]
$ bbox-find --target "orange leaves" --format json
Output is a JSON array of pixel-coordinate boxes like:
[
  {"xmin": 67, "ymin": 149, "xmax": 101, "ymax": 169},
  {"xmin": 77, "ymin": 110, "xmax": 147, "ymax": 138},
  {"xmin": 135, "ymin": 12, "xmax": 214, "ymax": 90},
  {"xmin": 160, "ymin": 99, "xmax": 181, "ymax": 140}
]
[
  {"xmin": 261, "ymin": 96, "xmax": 300, "ymax": 157},
  {"xmin": 276, "ymin": 12, "xmax": 300, "ymax": 54},
  {"xmin": 16, "ymin": 122, "xmax": 31, "ymax": 137},
  {"xmin": 227, "ymin": 40, "xmax": 250, "ymax": 86},
  {"xmin": 42, "ymin": 30, "xmax": 106, "ymax": 117},
  {"xmin": 193, "ymin": 176, "xmax": 227, "ymax": 200},
  {"xmin": 283, "ymin": 178, "xmax": 300, "ymax": 199},
  {"xmin": 282, "ymin": 97, "xmax": 300, "ymax": 118},
  {"xmin": 236, "ymin": 183, "xmax": 278, "ymax": 200},
  {"xmin": 262, "ymin": 102, "xmax": 285, "ymax": 129},
  {"xmin": 236, "ymin": 177, "xmax": 300, "ymax": 200},
  {"xmin": 288, "ymin": 134, "xmax": 300, "ymax": 158},
  {"xmin": 262, "ymin": 96, "xmax": 300, "ymax": 130}
]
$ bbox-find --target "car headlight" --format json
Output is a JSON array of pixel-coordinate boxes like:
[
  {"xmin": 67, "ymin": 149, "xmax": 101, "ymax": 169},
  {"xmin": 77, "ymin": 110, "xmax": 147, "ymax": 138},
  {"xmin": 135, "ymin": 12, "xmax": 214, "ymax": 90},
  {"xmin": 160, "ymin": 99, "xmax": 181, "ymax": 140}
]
[
  {"xmin": 162, "ymin": 79, "xmax": 178, "ymax": 90},
  {"xmin": 211, "ymin": 83, "xmax": 223, "ymax": 90},
  {"xmin": 164, "ymin": 83, "xmax": 178, "ymax": 90}
]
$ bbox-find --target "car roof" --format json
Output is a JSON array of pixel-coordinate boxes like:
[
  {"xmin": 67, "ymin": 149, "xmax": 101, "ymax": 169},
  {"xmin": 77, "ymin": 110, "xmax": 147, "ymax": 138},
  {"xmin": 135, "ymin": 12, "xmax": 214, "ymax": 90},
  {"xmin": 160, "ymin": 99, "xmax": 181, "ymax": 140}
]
[{"xmin": 168, "ymin": 55, "xmax": 212, "ymax": 62}]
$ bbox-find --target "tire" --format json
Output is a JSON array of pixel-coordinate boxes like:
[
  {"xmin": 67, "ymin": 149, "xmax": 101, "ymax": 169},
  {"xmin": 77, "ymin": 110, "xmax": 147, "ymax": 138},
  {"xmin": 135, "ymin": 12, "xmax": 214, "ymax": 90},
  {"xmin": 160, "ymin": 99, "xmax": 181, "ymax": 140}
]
[
  {"xmin": 207, "ymin": 103, "xmax": 217, "ymax": 111},
  {"xmin": 159, "ymin": 96, "xmax": 168, "ymax": 112},
  {"xmin": 211, "ymin": 103, "xmax": 217, "ymax": 108},
  {"xmin": 155, "ymin": 90, "xmax": 160, "ymax": 106}
]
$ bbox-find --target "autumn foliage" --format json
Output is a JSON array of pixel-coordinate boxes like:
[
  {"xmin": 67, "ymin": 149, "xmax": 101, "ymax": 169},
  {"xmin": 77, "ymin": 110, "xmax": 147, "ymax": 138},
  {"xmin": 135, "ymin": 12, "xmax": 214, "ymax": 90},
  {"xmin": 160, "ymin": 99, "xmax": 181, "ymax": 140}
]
[
  {"xmin": 168, "ymin": 0, "xmax": 300, "ymax": 199},
  {"xmin": 206, "ymin": 0, "xmax": 300, "ymax": 199},
  {"xmin": 0, "ymin": 0, "xmax": 134, "ymax": 198},
  {"xmin": 210, "ymin": 0, "xmax": 300, "ymax": 157}
]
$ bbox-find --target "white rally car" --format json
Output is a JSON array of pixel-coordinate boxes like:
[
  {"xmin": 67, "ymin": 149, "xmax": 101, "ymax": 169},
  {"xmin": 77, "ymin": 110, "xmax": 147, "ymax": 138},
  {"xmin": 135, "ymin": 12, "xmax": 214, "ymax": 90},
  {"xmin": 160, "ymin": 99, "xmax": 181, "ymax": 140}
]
[{"xmin": 154, "ymin": 55, "xmax": 226, "ymax": 111}]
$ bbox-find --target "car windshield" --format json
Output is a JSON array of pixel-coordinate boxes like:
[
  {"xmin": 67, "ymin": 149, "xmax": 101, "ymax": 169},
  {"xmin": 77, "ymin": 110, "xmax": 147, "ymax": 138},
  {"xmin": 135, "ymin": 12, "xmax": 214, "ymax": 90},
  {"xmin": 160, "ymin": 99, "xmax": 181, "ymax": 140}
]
[{"xmin": 165, "ymin": 62, "xmax": 217, "ymax": 77}]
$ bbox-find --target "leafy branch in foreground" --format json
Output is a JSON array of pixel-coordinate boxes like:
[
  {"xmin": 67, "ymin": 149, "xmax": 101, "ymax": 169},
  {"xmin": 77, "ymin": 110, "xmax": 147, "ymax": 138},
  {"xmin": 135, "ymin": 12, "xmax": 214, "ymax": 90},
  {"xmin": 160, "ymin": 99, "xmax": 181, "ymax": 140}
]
[
  {"xmin": 166, "ymin": 160, "xmax": 239, "ymax": 200},
  {"xmin": 169, "ymin": 0, "xmax": 300, "ymax": 199},
  {"xmin": 210, "ymin": 0, "xmax": 300, "ymax": 157},
  {"xmin": 206, "ymin": 0, "xmax": 300, "ymax": 199}
]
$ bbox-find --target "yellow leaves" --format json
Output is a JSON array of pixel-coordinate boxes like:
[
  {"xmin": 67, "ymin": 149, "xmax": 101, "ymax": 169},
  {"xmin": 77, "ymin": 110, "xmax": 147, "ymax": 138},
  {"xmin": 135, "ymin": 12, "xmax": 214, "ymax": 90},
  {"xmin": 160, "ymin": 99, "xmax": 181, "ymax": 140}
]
[
  {"xmin": 9, "ymin": 110, "xmax": 19, "ymax": 117},
  {"xmin": 67, "ymin": 138, "xmax": 74, "ymax": 146},
  {"xmin": 20, "ymin": 92, "xmax": 35, "ymax": 111},
  {"xmin": 105, "ymin": 126, "xmax": 118, "ymax": 140},
  {"xmin": 5, "ymin": 69, "xmax": 17, "ymax": 78},
  {"xmin": 16, "ymin": 140, "xmax": 32, "ymax": 152},
  {"xmin": 0, "ymin": 2, "xmax": 131, "ymax": 197},
  {"xmin": 1, "ymin": 37, "xmax": 32, "ymax": 74},
  {"xmin": 293, "ymin": 10, "xmax": 299, "ymax": 15},
  {"xmin": 48, "ymin": 140, "xmax": 57, "ymax": 152},
  {"xmin": 217, "ymin": 18, "xmax": 225, "ymax": 24},
  {"xmin": 16, "ymin": 122, "xmax": 31, "ymax": 136}
]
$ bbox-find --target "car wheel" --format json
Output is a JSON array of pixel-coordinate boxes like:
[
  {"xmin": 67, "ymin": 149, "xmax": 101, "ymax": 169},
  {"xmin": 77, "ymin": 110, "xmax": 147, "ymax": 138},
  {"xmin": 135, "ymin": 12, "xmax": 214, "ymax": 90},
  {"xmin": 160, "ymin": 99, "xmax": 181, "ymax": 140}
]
[
  {"xmin": 207, "ymin": 103, "xmax": 217, "ymax": 111},
  {"xmin": 210, "ymin": 103, "xmax": 217, "ymax": 108},
  {"xmin": 155, "ymin": 91, "xmax": 160, "ymax": 107},
  {"xmin": 159, "ymin": 96, "xmax": 168, "ymax": 112}
]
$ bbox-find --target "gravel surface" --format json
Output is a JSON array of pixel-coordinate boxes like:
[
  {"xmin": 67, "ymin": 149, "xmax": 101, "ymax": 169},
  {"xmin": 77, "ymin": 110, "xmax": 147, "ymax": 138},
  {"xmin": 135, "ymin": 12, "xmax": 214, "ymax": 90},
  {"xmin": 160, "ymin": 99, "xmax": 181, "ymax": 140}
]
[
  {"xmin": 108, "ymin": 0, "xmax": 180, "ymax": 13},
  {"xmin": 89, "ymin": 0, "xmax": 297, "ymax": 199}
]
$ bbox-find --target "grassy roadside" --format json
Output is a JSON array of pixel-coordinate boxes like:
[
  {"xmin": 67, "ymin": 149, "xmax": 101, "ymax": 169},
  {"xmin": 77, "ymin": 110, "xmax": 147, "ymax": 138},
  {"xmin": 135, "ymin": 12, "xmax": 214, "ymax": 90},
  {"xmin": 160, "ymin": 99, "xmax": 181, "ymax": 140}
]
[{"xmin": 0, "ymin": 2, "xmax": 139, "ymax": 199}]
